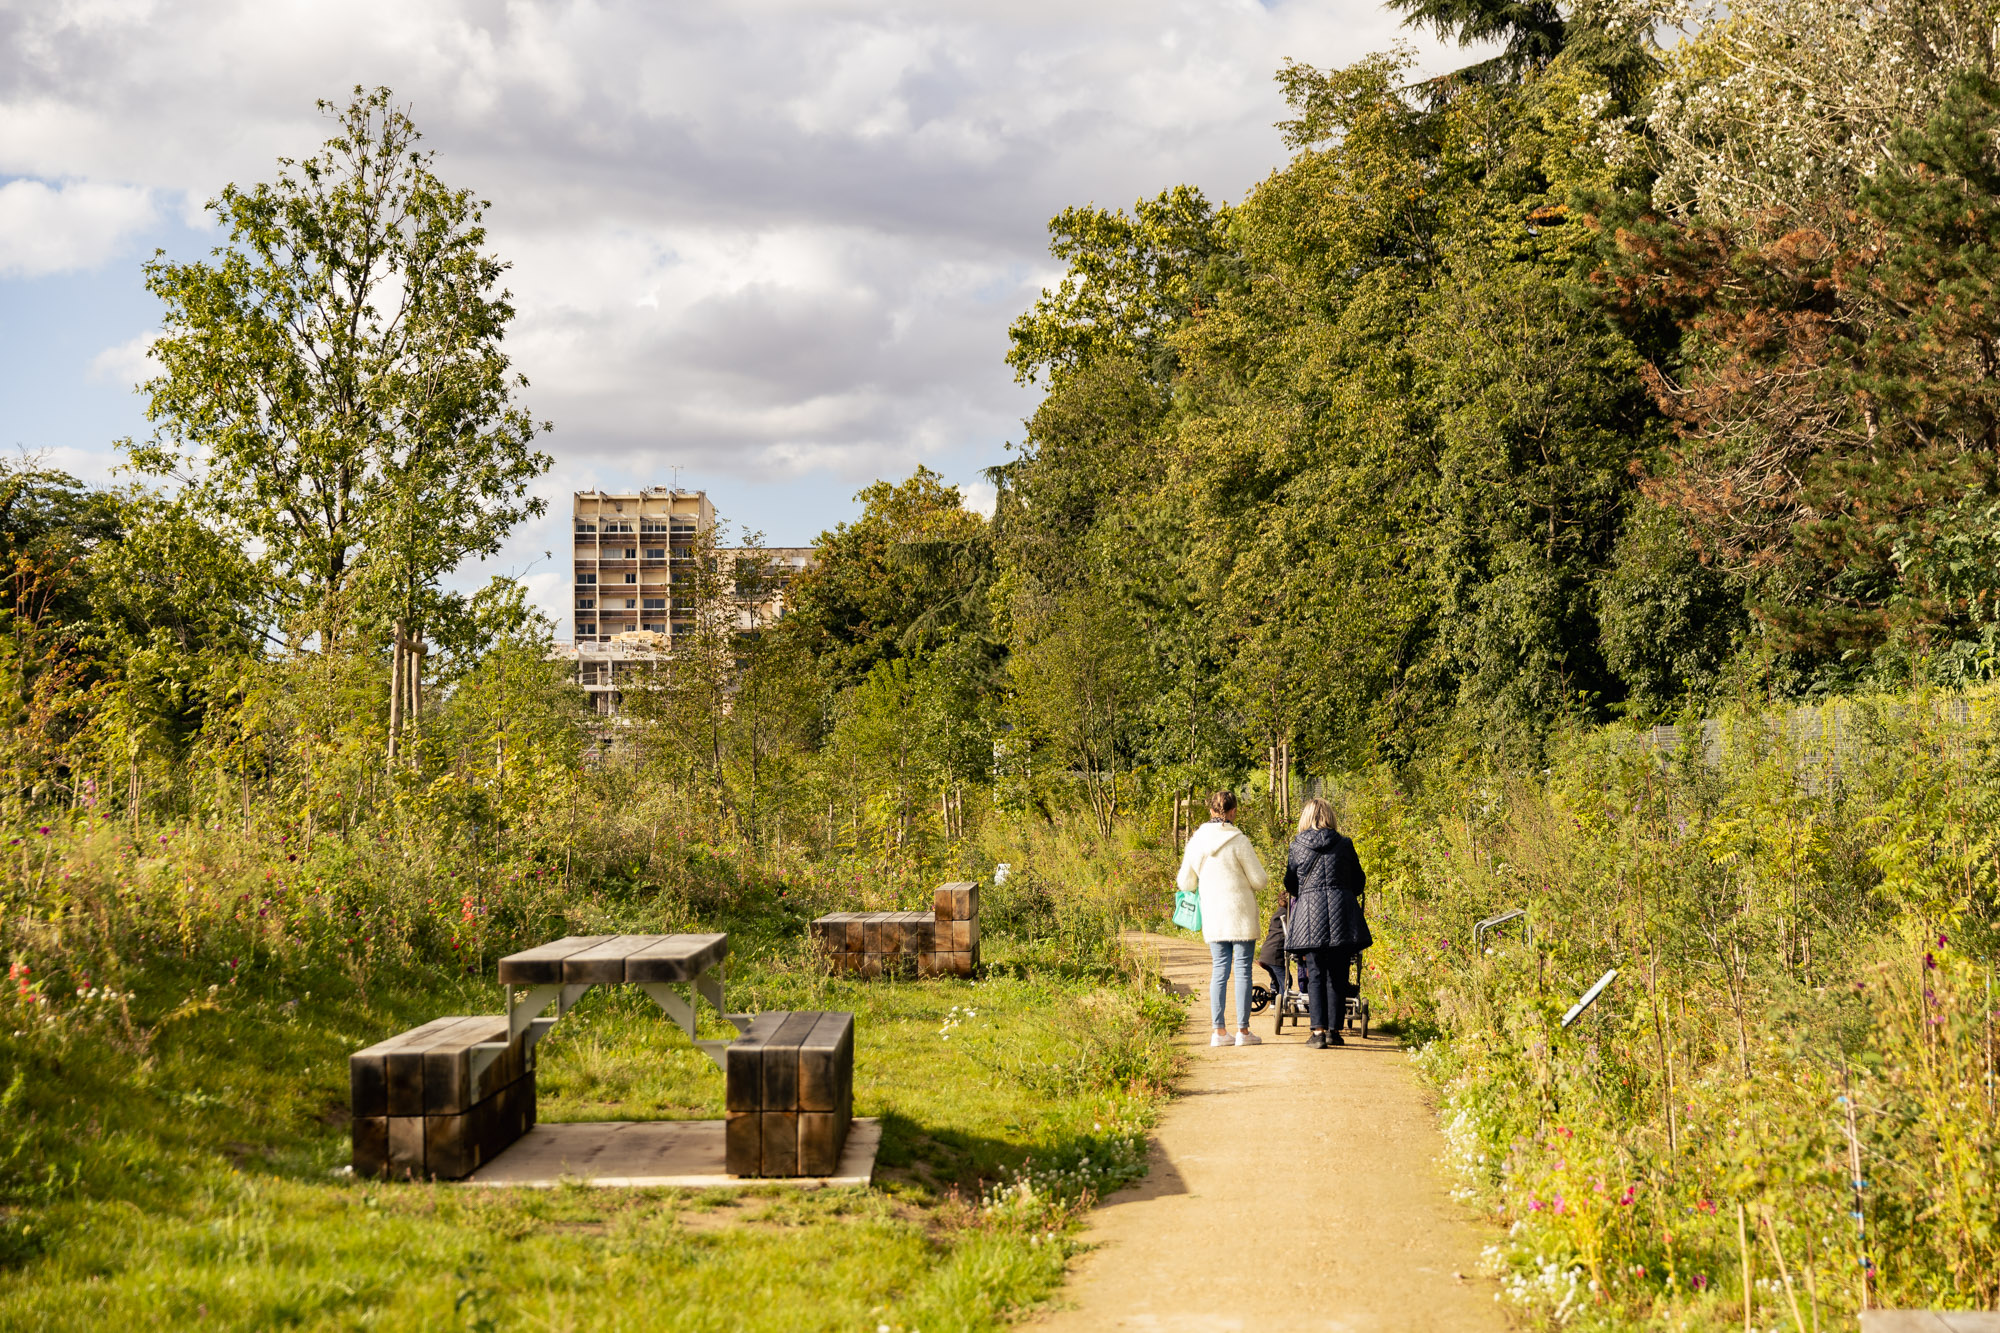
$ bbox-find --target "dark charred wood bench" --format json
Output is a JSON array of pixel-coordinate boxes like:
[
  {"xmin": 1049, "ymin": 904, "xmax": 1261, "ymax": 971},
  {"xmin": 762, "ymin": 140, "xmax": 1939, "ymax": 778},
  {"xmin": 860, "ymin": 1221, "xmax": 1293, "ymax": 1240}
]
[
  {"xmin": 724, "ymin": 1011, "xmax": 855, "ymax": 1176},
  {"xmin": 811, "ymin": 881, "xmax": 980, "ymax": 978},
  {"xmin": 350, "ymin": 1015, "xmax": 534, "ymax": 1179}
]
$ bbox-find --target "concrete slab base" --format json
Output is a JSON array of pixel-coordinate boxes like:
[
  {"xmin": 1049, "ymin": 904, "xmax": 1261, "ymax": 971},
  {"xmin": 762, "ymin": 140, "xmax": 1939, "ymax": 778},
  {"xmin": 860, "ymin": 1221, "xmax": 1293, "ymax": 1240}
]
[{"xmin": 460, "ymin": 1117, "xmax": 880, "ymax": 1189}]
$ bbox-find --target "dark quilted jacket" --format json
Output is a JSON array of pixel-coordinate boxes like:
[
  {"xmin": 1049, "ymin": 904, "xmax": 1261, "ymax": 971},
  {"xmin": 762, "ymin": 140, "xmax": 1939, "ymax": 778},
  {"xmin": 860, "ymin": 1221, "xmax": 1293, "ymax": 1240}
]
[{"xmin": 1282, "ymin": 829, "xmax": 1371, "ymax": 952}]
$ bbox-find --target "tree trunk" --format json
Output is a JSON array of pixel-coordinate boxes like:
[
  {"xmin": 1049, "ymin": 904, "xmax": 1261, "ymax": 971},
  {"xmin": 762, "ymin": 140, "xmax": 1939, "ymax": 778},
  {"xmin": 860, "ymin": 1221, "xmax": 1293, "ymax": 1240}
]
[
  {"xmin": 409, "ymin": 637, "xmax": 424, "ymax": 761},
  {"xmin": 387, "ymin": 619, "xmax": 406, "ymax": 764}
]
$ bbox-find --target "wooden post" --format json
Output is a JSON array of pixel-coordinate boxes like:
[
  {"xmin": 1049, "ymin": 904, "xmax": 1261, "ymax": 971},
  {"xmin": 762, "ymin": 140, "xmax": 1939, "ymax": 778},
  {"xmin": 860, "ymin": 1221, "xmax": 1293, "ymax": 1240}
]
[
  {"xmin": 387, "ymin": 621, "xmax": 405, "ymax": 764},
  {"xmin": 1738, "ymin": 1201, "xmax": 1753, "ymax": 1332},
  {"xmin": 410, "ymin": 638, "xmax": 424, "ymax": 760}
]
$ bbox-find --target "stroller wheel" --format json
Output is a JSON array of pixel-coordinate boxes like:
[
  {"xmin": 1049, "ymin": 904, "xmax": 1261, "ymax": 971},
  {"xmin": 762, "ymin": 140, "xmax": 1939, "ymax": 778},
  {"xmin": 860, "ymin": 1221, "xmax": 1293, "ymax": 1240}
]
[
  {"xmin": 1249, "ymin": 985, "xmax": 1272, "ymax": 1015},
  {"xmin": 1358, "ymin": 1001, "xmax": 1371, "ymax": 1040}
]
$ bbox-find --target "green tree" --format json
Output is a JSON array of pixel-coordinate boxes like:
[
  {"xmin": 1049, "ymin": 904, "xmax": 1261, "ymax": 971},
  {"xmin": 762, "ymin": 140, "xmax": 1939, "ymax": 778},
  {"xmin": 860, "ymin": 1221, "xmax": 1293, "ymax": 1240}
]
[
  {"xmin": 129, "ymin": 86, "xmax": 550, "ymax": 756},
  {"xmin": 779, "ymin": 468, "xmax": 993, "ymax": 690}
]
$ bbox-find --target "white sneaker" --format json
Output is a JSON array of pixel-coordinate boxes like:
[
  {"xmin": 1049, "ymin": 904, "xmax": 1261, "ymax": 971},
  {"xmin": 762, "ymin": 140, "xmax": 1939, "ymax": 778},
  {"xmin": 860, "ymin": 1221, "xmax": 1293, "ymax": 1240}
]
[
  {"xmin": 1210, "ymin": 1031, "xmax": 1230, "ymax": 1046},
  {"xmin": 1234, "ymin": 1030, "xmax": 1262, "ymax": 1046}
]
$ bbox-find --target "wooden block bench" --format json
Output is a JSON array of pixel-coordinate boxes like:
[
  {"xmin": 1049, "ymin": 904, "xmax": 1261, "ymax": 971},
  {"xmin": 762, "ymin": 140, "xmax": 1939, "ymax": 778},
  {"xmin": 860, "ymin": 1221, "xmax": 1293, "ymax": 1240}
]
[
  {"xmin": 808, "ymin": 910, "xmax": 932, "ymax": 978},
  {"xmin": 724, "ymin": 1011, "xmax": 854, "ymax": 1177},
  {"xmin": 929, "ymin": 881, "xmax": 980, "ymax": 977},
  {"xmin": 350, "ymin": 1015, "xmax": 534, "ymax": 1179},
  {"xmin": 810, "ymin": 881, "xmax": 980, "ymax": 979}
]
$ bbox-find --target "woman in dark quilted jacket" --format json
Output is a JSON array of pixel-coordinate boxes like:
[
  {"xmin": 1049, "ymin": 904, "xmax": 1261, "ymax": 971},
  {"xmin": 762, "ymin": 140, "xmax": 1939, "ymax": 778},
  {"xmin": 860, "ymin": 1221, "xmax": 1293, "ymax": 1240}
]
[{"xmin": 1282, "ymin": 797, "xmax": 1371, "ymax": 1048}]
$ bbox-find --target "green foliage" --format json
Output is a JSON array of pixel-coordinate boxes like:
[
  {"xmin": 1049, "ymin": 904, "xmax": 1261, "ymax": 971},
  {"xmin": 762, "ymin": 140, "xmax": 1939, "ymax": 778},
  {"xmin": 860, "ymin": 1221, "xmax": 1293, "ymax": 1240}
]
[
  {"xmin": 1005, "ymin": 186, "xmax": 1235, "ymax": 388},
  {"xmin": 1354, "ymin": 694, "xmax": 2000, "ymax": 1325},
  {"xmin": 128, "ymin": 86, "xmax": 549, "ymax": 649},
  {"xmin": 779, "ymin": 468, "xmax": 994, "ymax": 691}
]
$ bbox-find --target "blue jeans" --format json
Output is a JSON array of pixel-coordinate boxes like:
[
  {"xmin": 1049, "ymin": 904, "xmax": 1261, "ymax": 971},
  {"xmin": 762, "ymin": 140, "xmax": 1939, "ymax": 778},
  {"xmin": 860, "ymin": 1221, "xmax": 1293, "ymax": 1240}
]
[{"xmin": 1209, "ymin": 940, "xmax": 1254, "ymax": 1030}]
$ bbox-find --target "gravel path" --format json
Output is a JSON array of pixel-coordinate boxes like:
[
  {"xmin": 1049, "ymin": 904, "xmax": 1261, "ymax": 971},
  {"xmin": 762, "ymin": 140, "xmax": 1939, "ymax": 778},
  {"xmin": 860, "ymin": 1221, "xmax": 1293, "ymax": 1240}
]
[{"xmin": 1031, "ymin": 932, "xmax": 1508, "ymax": 1332}]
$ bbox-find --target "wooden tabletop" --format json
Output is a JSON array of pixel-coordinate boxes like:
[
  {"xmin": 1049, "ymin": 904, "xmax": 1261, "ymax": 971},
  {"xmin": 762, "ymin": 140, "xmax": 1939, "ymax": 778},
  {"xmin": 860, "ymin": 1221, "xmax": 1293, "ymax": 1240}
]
[{"xmin": 497, "ymin": 933, "xmax": 728, "ymax": 986}]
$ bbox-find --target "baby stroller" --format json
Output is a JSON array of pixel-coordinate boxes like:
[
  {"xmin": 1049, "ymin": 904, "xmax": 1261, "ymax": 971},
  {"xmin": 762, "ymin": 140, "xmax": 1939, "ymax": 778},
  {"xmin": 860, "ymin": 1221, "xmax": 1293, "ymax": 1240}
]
[{"xmin": 1250, "ymin": 915, "xmax": 1371, "ymax": 1038}]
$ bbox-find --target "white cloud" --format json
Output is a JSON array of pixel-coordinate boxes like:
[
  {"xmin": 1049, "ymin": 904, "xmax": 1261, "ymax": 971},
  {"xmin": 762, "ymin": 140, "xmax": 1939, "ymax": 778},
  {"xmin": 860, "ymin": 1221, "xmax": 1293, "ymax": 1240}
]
[
  {"xmin": 88, "ymin": 328, "xmax": 155, "ymax": 388},
  {"xmin": 0, "ymin": 177, "xmax": 153, "ymax": 276},
  {"xmin": 0, "ymin": 0, "xmax": 1492, "ymax": 632},
  {"xmin": 960, "ymin": 479, "xmax": 998, "ymax": 518}
]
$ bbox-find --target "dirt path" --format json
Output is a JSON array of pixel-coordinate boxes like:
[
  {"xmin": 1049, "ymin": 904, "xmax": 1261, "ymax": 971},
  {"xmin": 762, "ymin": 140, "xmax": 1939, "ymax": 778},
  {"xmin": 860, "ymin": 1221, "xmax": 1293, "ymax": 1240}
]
[{"xmin": 1033, "ymin": 932, "xmax": 1507, "ymax": 1333}]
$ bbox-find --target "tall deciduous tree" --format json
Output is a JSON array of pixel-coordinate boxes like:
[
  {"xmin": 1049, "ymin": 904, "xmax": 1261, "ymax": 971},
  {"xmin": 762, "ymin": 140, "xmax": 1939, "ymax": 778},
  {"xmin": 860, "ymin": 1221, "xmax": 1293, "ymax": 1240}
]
[{"xmin": 129, "ymin": 86, "xmax": 550, "ymax": 758}]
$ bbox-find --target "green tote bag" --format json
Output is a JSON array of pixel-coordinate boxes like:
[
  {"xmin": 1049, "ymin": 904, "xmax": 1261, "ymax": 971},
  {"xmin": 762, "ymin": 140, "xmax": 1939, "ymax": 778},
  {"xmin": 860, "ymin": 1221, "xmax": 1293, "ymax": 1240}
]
[{"xmin": 1172, "ymin": 889, "xmax": 1202, "ymax": 932}]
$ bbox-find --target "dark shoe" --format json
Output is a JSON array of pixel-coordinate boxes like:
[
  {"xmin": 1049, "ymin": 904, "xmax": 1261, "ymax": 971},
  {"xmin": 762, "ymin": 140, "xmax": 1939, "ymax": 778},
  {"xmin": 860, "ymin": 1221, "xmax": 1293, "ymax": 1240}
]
[
  {"xmin": 1326, "ymin": 1030, "xmax": 1346, "ymax": 1047},
  {"xmin": 1307, "ymin": 1031, "xmax": 1326, "ymax": 1049}
]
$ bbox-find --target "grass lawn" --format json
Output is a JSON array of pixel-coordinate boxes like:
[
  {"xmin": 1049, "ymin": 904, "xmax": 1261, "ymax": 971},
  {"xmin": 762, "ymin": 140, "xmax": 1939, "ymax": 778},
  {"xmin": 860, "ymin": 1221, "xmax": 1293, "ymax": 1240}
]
[{"xmin": 0, "ymin": 936, "xmax": 1182, "ymax": 1330}]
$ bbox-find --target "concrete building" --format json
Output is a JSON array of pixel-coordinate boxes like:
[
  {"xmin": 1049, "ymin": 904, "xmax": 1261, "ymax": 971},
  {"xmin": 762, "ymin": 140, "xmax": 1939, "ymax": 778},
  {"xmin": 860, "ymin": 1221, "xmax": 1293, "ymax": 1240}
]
[
  {"xmin": 728, "ymin": 546, "xmax": 815, "ymax": 630},
  {"xmin": 562, "ymin": 487, "xmax": 814, "ymax": 719},
  {"xmin": 571, "ymin": 488, "xmax": 713, "ymax": 643}
]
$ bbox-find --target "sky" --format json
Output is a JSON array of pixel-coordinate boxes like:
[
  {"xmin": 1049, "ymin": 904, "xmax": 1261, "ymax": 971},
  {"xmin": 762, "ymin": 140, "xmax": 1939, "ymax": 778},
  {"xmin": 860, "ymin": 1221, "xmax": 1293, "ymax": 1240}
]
[{"xmin": 0, "ymin": 0, "xmax": 1480, "ymax": 635}]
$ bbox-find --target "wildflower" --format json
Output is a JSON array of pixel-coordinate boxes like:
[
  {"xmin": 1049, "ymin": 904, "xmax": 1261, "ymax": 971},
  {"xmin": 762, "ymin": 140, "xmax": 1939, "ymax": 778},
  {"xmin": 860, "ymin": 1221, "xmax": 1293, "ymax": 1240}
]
[
  {"xmin": 1925, "ymin": 952, "xmax": 1937, "ymax": 971},
  {"xmin": 1618, "ymin": 1185, "xmax": 1636, "ymax": 1206},
  {"xmin": 37, "ymin": 826, "xmax": 49, "ymax": 836},
  {"xmin": 1695, "ymin": 1199, "xmax": 1716, "ymax": 1215},
  {"xmin": 1938, "ymin": 933, "xmax": 1949, "ymax": 947},
  {"xmin": 1691, "ymin": 1274, "xmax": 1708, "ymax": 1290}
]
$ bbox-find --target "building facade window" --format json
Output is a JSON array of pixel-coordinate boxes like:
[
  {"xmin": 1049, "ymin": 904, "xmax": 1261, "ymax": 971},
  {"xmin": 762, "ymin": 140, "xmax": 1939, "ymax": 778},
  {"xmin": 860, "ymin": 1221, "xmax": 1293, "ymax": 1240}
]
[{"xmin": 578, "ymin": 573, "xmax": 596, "ymax": 585}]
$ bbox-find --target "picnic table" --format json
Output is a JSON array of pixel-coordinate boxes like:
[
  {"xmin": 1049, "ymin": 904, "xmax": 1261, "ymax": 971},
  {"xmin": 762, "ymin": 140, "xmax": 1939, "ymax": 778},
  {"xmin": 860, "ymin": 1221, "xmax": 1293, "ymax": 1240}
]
[
  {"xmin": 496, "ymin": 932, "xmax": 745, "ymax": 1067},
  {"xmin": 352, "ymin": 930, "xmax": 858, "ymax": 1181}
]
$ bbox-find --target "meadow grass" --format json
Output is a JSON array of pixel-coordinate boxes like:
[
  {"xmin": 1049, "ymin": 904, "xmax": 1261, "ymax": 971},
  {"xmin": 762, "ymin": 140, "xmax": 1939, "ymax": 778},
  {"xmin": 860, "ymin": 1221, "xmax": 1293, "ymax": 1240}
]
[{"xmin": 0, "ymin": 929, "xmax": 1182, "ymax": 1331}]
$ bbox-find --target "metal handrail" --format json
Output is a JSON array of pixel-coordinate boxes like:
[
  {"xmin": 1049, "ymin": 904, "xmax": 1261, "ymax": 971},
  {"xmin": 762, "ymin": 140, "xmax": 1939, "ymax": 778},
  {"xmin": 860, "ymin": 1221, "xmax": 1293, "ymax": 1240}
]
[{"xmin": 1475, "ymin": 907, "xmax": 1530, "ymax": 950}]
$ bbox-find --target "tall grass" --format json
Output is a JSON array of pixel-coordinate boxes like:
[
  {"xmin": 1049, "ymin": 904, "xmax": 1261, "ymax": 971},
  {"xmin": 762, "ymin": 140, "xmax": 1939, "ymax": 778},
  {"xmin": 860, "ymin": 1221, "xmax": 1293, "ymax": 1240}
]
[
  {"xmin": 1349, "ymin": 693, "xmax": 2000, "ymax": 1327},
  {"xmin": 0, "ymin": 752, "xmax": 1190, "ymax": 1328}
]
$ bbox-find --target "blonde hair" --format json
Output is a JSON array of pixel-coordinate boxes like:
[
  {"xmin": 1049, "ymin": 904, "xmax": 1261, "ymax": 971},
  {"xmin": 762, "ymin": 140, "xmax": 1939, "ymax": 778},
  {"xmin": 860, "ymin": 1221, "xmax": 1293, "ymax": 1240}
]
[{"xmin": 1296, "ymin": 797, "xmax": 1337, "ymax": 834}]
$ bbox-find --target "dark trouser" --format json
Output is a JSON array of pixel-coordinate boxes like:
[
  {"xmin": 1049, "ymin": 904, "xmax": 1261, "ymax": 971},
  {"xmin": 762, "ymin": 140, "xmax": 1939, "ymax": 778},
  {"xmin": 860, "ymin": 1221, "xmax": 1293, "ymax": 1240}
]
[{"xmin": 1302, "ymin": 947, "xmax": 1355, "ymax": 1031}]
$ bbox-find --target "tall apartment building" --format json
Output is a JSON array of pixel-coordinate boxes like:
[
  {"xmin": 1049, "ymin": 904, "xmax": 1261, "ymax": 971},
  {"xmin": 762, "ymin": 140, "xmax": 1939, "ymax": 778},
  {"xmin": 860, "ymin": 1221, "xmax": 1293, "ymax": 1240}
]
[
  {"xmin": 563, "ymin": 487, "xmax": 815, "ymax": 720},
  {"xmin": 571, "ymin": 488, "xmax": 713, "ymax": 643}
]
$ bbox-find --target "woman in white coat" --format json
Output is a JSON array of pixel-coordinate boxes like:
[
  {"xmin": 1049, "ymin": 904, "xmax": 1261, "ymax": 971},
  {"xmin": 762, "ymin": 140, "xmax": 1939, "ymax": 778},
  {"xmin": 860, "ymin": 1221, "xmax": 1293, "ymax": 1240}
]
[{"xmin": 1175, "ymin": 790, "xmax": 1270, "ymax": 1046}]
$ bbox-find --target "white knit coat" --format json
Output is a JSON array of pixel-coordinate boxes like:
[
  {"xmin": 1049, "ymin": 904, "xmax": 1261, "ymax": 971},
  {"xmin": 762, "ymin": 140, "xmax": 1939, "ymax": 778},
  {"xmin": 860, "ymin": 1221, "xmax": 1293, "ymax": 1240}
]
[{"xmin": 1175, "ymin": 819, "xmax": 1268, "ymax": 942}]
